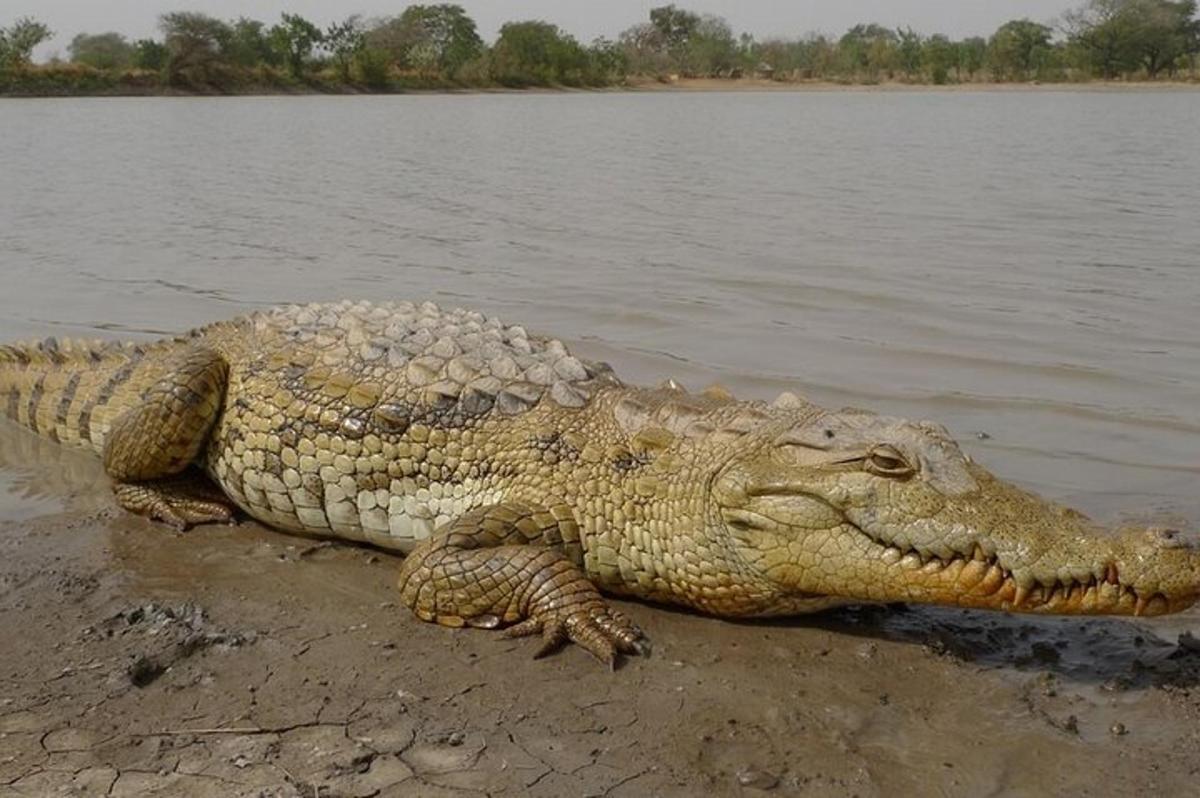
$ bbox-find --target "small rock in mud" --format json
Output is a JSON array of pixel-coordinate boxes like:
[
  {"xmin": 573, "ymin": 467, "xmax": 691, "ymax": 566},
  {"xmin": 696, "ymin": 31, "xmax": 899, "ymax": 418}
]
[
  {"xmin": 736, "ymin": 769, "xmax": 779, "ymax": 790},
  {"xmin": 1110, "ymin": 722, "xmax": 1128, "ymax": 736},
  {"xmin": 127, "ymin": 655, "xmax": 165, "ymax": 688},
  {"xmin": 87, "ymin": 601, "xmax": 208, "ymax": 640}
]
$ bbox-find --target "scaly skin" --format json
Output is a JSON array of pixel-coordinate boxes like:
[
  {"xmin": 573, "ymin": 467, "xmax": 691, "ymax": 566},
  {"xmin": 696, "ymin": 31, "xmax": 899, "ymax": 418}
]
[{"xmin": 2, "ymin": 300, "xmax": 1198, "ymax": 665}]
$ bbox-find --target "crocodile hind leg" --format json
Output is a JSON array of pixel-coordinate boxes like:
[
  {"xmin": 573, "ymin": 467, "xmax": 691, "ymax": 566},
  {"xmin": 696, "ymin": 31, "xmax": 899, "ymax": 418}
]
[
  {"xmin": 397, "ymin": 501, "xmax": 648, "ymax": 666},
  {"xmin": 112, "ymin": 474, "xmax": 233, "ymax": 531},
  {"xmin": 101, "ymin": 345, "xmax": 233, "ymax": 531}
]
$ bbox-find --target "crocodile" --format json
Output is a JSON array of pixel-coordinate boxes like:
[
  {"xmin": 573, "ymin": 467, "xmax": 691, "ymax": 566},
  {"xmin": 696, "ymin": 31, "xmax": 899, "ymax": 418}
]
[{"xmin": 2, "ymin": 300, "xmax": 1197, "ymax": 664}]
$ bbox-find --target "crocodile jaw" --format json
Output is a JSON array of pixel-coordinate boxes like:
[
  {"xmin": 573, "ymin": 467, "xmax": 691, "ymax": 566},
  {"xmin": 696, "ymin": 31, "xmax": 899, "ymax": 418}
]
[
  {"xmin": 714, "ymin": 419, "xmax": 1200, "ymax": 618},
  {"xmin": 723, "ymin": 497, "xmax": 1200, "ymax": 617}
]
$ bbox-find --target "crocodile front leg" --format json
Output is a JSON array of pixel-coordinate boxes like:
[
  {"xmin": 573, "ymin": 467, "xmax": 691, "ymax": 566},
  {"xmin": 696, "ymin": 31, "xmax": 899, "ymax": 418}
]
[
  {"xmin": 102, "ymin": 345, "xmax": 234, "ymax": 530},
  {"xmin": 397, "ymin": 501, "xmax": 648, "ymax": 666}
]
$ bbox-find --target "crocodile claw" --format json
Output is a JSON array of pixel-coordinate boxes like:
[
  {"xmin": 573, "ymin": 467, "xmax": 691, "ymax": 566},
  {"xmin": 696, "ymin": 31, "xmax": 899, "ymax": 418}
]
[{"xmin": 502, "ymin": 603, "xmax": 648, "ymax": 667}]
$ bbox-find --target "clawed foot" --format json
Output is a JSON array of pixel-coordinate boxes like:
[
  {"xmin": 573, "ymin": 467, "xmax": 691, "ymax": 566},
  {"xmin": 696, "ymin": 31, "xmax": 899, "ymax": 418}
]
[
  {"xmin": 114, "ymin": 479, "xmax": 236, "ymax": 531},
  {"xmin": 396, "ymin": 508, "xmax": 652, "ymax": 668},
  {"xmin": 501, "ymin": 598, "xmax": 650, "ymax": 668}
]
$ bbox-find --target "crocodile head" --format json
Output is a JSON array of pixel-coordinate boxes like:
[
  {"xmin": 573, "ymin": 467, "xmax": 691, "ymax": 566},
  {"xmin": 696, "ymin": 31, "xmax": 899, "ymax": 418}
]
[{"xmin": 712, "ymin": 408, "xmax": 1200, "ymax": 617}]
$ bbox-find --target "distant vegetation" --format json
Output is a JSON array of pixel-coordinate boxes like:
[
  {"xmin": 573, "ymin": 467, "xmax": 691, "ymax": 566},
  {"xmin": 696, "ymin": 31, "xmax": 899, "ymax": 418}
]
[{"xmin": 1, "ymin": 1, "xmax": 1197, "ymax": 95}]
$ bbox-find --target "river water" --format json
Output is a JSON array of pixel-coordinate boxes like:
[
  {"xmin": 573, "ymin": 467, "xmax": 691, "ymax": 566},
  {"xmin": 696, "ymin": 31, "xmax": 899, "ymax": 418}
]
[{"xmin": 0, "ymin": 90, "xmax": 1197, "ymax": 524}]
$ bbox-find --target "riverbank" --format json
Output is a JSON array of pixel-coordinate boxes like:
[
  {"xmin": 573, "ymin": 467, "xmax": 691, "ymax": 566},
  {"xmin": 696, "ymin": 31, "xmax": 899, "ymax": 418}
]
[
  {"xmin": 3, "ymin": 70, "xmax": 1198, "ymax": 98},
  {"xmin": 629, "ymin": 76, "xmax": 1200, "ymax": 92}
]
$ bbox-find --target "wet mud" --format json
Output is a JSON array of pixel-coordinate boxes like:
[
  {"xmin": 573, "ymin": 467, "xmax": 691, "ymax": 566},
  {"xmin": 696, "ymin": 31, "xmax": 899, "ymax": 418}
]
[{"xmin": 2, "ymin": 422, "xmax": 1200, "ymax": 797}]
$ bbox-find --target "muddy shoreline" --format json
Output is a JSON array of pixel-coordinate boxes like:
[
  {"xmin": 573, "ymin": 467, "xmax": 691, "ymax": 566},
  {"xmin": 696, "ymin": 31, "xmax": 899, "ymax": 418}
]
[
  {"xmin": 2, "ymin": 423, "xmax": 1200, "ymax": 796},
  {"xmin": 3, "ymin": 76, "xmax": 1198, "ymax": 100}
]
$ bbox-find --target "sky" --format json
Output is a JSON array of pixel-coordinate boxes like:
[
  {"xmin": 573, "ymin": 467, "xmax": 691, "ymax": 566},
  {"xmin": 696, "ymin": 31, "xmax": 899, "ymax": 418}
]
[{"xmin": 10, "ymin": 1, "xmax": 1080, "ymax": 60}]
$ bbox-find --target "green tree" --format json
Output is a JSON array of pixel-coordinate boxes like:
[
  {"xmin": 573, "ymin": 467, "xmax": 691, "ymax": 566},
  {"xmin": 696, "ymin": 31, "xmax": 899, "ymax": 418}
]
[
  {"xmin": 325, "ymin": 16, "xmax": 366, "ymax": 81},
  {"xmin": 354, "ymin": 47, "xmax": 392, "ymax": 88},
  {"xmin": 0, "ymin": 17, "xmax": 52, "ymax": 72},
  {"xmin": 1066, "ymin": 0, "xmax": 1199, "ymax": 77},
  {"xmin": 723, "ymin": 33, "xmax": 845, "ymax": 80},
  {"xmin": 490, "ymin": 21, "xmax": 589, "ymax": 86},
  {"xmin": 365, "ymin": 5, "xmax": 482, "ymax": 76},
  {"xmin": 159, "ymin": 11, "xmax": 232, "ymax": 81},
  {"xmin": 956, "ymin": 36, "xmax": 988, "ymax": 79},
  {"xmin": 838, "ymin": 24, "xmax": 898, "ymax": 79},
  {"xmin": 640, "ymin": 5, "xmax": 738, "ymax": 76},
  {"xmin": 223, "ymin": 18, "xmax": 277, "ymax": 68},
  {"xmin": 587, "ymin": 37, "xmax": 628, "ymax": 82},
  {"xmin": 738, "ymin": 31, "xmax": 757, "ymax": 72},
  {"xmin": 269, "ymin": 13, "xmax": 323, "ymax": 78},
  {"xmin": 1134, "ymin": 0, "xmax": 1200, "ymax": 76},
  {"xmin": 404, "ymin": 5, "xmax": 481, "ymax": 74},
  {"xmin": 1065, "ymin": 0, "xmax": 1145, "ymax": 76},
  {"xmin": 681, "ymin": 15, "xmax": 738, "ymax": 76},
  {"xmin": 649, "ymin": 4, "xmax": 701, "ymax": 57},
  {"xmin": 988, "ymin": 19, "xmax": 1053, "ymax": 80},
  {"xmin": 896, "ymin": 27, "xmax": 925, "ymax": 78},
  {"xmin": 923, "ymin": 34, "xmax": 957, "ymax": 83},
  {"xmin": 618, "ymin": 22, "xmax": 670, "ymax": 75},
  {"xmin": 762, "ymin": 34, "xmax": 838, "ymax": 78},
  {"xmin": 132, "ymin": 39, "xmax": 168, "ymax": 71},
  {"xmin": 68, "ymin": 32, "xmax": 134, "ymax": 70}
]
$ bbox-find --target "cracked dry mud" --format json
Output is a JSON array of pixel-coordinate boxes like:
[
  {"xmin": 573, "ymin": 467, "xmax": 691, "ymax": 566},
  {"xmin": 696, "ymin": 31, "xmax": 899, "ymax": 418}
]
[{"xmin": 3, "ymin": 426, "xmax": 1200, "ymax": 797}]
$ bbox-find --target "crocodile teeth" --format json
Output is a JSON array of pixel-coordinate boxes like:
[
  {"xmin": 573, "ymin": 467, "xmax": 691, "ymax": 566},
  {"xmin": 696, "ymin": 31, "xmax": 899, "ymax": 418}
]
[
  {"xmin": 1134, "ymin": 595, "xmax": 1149, "ymax": 616},
  {"xmin": 1105, "ymin": 563, "xmax": 1120, "ymax": 585},
  {"xmin": 921, "ymin": 558, "xmax": 944, "ymax": 574},
  {"xmin": 1012, "ymin": 584, "xmax": 1031, "ymax": 608},
  {"xmin": 961, "ymin": 559, "xmax": 989, "ymax": 584}
]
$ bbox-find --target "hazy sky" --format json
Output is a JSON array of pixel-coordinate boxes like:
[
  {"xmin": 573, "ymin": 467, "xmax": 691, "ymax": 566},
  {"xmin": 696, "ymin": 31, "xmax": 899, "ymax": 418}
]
[{"xmin": 14, "ymin": 1, "xmax": 1079, "ymax": 60}]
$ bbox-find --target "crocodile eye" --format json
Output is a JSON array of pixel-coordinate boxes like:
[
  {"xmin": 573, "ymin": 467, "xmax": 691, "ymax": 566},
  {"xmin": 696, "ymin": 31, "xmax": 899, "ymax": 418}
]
[{"xmin": 865, "ymin": 445, "xmax": 914, "ymax": 478}]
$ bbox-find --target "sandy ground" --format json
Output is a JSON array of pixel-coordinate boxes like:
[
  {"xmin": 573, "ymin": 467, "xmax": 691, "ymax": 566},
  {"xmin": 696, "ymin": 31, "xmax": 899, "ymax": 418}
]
[{"xmin": 2, "ymin": 423, "xmax": 1200, "ymax": 797}]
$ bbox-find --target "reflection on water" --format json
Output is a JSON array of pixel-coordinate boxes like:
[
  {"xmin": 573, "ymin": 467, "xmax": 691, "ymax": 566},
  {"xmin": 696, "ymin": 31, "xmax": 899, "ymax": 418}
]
[
  {"xmin": 0, "ymin": 91, "xmax": 1197, "ymax": 528},
  {"xmin": 0, "ymin": 420, "xmax": 109, "ymax": 519}
]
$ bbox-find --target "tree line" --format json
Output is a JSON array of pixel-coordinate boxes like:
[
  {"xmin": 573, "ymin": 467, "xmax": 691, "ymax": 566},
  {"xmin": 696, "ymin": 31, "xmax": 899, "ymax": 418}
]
[{"xmin": 2, "ymin": 1, "xmax": 1197, "ymax": 95}]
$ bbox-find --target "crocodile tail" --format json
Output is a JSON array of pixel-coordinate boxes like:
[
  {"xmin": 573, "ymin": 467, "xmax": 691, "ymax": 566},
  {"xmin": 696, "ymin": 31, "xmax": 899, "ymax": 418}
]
[{"xmin": 0, "ymin": 336, "xmax": 152, "ymax": 454}]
